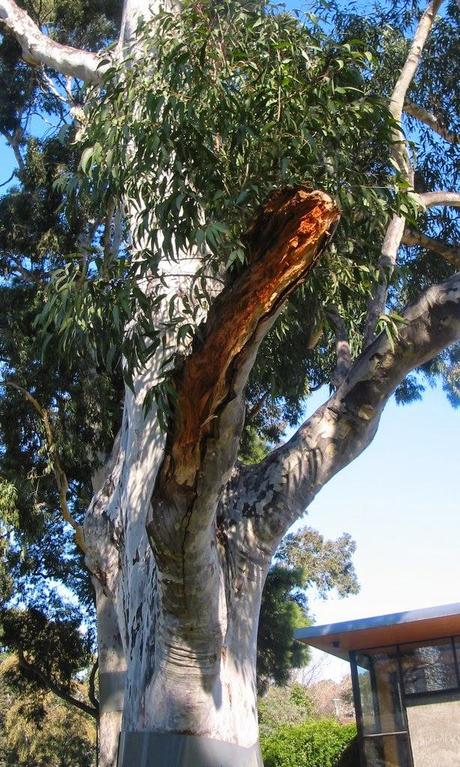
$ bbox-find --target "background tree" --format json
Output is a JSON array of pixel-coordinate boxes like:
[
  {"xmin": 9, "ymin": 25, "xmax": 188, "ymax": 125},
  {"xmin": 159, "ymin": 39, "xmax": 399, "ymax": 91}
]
[
  {"xmin": 0, "ymin": 0, "xmax": 458, "ymax": 766},
  {"xmin": 0, "ymin": 653, "xmax": 96, "ymax": 767},
  {"xmin": 257, "ymin": 524, "xmax": 358, "ymax": 694}
]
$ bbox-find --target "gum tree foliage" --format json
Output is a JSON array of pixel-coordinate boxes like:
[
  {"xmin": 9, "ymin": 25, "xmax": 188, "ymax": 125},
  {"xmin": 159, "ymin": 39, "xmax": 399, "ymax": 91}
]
[{"xmin": 0, "ymin": 0, "xmax": 459, "ymax": 764}]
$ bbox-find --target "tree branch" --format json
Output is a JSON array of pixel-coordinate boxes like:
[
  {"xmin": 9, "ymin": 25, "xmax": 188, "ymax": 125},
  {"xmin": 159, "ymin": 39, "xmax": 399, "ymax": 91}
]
[
  {"xmin": 18, "ymin": 650, "xmax": 98, "ymax": 719},
  {"xmin": 389, "ymin": 0, "xmax": 442, "ymax": 174},
  {"xmin": 1, "ymin": 127, "xmax": 25, "ymax": 170},
  {"xmin": 419, "ymin": 191, "xmax": 460, "ymax": 209},
  {"xmin": 325, "ymin": 305, "xmax": 352, "ymax": 388},
  {"xmin": 0, "ymin": 0, "xmax": 103, "ymax": 82},
  {"xmin": 404, "ymin": 100, "xmax": 460, "ymax": 144},
  {"xmin": 156, "ymin": 188, "xmax": 340, "ymax": 498},
  {"xmin": 402, "ymin": 227, "xmax": 460, "ymax": 269},
  {"xmin": 363, "ymin": 0, "xmax": 443, "ymax": 348},
  {"xmin": 228, "ymin": 271, "xmax": 460, "ymax": 549},
  {"xmin": 88, "ymin": 657, "xmax": 99, "ymax": 713},
  {"xmin": 2, "ymin": 381, "xmax": 86, "ymax": 552}
]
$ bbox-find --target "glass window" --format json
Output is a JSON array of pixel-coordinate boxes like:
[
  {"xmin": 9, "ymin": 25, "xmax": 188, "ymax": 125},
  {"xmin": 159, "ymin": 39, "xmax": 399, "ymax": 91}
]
[
  {"xmin": 400, "ymin": 639, "xmax": 458, "ymax": 695},
  {"xmin": 355, "ymin": 648, "xmax": 405, "ymax": 735},
  {"xmin": 355, "ymin": 652, "xmax": 378, "ymax": 734},
  {"xmin": 454, "ymin": 637, "xmax": 460, "ymax": 676},
  {"xmin": 363, "ymin": 734, "xmax": 412, "ymax": 767}
]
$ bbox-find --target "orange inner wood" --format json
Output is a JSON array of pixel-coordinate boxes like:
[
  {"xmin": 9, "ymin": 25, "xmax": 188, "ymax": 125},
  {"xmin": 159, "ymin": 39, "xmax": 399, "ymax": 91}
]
[{"xmin": 165, "ymin": 188, "xmax": 340, "ymax": 488}]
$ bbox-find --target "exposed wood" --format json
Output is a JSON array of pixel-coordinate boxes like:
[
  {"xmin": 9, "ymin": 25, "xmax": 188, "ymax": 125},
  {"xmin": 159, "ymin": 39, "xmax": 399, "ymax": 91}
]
[{"xmin": 159, "ymin": 188, "xmax": 340, "ymax": 492}]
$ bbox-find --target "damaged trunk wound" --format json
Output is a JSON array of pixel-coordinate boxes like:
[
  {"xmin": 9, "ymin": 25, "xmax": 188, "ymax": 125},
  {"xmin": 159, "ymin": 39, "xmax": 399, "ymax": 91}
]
[{"xmin": 158, "ymin": 187, "xmax": 340, "ymax": 495}]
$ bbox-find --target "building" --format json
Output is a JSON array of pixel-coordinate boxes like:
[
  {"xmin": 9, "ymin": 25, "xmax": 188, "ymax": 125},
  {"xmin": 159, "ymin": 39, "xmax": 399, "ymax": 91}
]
[{"xmin": 295, "ymin": 603, "xmax": 460, "ymax": 767}]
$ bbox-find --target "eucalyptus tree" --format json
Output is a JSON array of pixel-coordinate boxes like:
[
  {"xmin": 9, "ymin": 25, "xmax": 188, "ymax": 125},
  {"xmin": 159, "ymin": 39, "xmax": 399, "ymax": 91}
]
[{"xmin": 0, "ymin": 0, "xmax": 459, "ymax": 766}]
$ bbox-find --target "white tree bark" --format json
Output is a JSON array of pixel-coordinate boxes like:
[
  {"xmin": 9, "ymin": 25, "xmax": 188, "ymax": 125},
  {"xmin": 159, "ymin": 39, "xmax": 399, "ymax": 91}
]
[
  {"xmin": 363, "ymin": 0, "xmax": 443, "ymax": 348},
  {"xmin": 0, "ymin": 0, "xmax": 102, "ymax": 81},
  {"xmin": 95, "ymin": 585, "xmax": 126, "ymax": 767},
  {"xmin": 83, "ymin": 190, "xmax": 341, "ymax": 765}
]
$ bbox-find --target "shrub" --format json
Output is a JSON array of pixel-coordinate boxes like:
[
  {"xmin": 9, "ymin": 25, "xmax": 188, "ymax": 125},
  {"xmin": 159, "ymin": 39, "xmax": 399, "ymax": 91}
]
[
  {"xmin": 261, "ymin": 719, "xmax": 357, "ymax": 767},
  {"xmin": 258, "ymin": 683, "xmax": 314, "ymax": 738}
]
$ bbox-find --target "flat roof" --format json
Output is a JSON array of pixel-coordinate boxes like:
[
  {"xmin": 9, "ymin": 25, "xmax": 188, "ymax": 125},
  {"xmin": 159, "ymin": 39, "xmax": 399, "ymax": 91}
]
[{"xmin": 295, "ymin": 603, "xmax": 460, "ymax": 661}]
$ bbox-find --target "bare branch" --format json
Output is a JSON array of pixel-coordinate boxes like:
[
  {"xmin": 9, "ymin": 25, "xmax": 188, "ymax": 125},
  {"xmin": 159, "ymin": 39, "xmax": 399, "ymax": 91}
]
[
  {"xmin": 18, "ymin": 650, "xmax": 98, "ymax": 719},
  {"xmin": 0, "ymin": 170, "xmax": 15, "ymax": 188},
  {"xmin": 88, "ymin": 657, "xmax": 99, "ymax": 713},
  {"xmin": 325, "ymin": 305, "xmax": 352, "ymax": 388},
  {"xmin": 2, "ymin": 381, "xmax": 86, "ymax": 553},
  {"xmin": 402, "ymin": 227, "xmax": 460, "ymax": 269},
  {"xmin": 404, "ymin": 100, "xmax": 460, "ymax": 144},
  {"xmin": 1, "ymin": 127, "xmax": 25, "ymax": 170},
  {"xmin": 0, "ymin": 0, "xmax": 103, "ymax": 82},
  {"xmin": 390, "ymin": 0, "xmax": 442, "ymax": 118},
  {"xmin": 419, "ymin": 191, "xmax": 460, "ymax": 209},
  {"xmin": 363, "ymin": 0, "xmax": 442, "ymax": 347}
]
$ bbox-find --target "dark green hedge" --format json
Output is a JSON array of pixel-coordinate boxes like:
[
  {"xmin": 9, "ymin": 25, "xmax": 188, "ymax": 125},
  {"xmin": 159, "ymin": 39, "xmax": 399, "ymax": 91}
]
[{"xmin": 261, "ymin": 719, "xmax": 357, "ymax": 767}]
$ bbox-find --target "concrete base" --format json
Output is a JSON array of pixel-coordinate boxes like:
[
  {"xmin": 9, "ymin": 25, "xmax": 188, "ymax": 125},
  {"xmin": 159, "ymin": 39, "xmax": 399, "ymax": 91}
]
[{"xmin": 117, "ymin": 731, "xmax": 263, "ymax": 767}]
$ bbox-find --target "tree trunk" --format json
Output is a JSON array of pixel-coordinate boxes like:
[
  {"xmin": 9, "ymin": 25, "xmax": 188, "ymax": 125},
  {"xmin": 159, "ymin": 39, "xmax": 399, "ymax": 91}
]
[
  {"xmin": 118, "ymin": 519, "xmax": 268, "ymax": 766},
  {"xmin": 95, "ymin": 585, "xmax": 126, "ymax": 767}
]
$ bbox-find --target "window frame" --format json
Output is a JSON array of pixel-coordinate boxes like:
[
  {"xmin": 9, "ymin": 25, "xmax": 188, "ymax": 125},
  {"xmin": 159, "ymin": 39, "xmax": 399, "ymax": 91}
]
[{"xmin": 351, "ymin": 634, "xmax": 460, "ymax": 767}]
